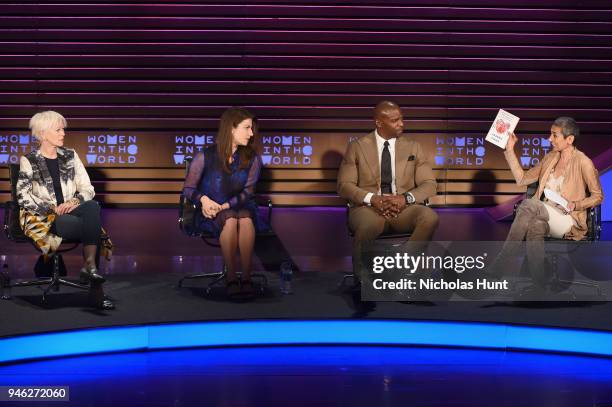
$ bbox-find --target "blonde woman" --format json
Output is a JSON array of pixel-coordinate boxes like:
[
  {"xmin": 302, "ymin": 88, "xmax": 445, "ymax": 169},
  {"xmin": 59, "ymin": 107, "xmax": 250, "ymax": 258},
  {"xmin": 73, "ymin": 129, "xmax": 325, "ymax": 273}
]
[{"xmin": 17, "ymin": 111, "xmax": 113, "ymax": 309}]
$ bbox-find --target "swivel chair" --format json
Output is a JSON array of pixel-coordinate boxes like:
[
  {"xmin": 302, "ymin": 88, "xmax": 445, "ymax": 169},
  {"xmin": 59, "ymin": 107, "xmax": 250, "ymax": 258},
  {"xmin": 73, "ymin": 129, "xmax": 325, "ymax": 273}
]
[
  {"xmin": 177, "ymin": 158, "xmax": 273, "ymax": 295},
  {"xmin": 513, "ymin": 181, "xmax": 603, "ymax": 298},
  {"xmin": 340, "ymin": 199, "xmax": 429, "ymax": 288},
  {"xmin": 1, "ymin": 164, "xmax": 107, "ymax": 306}
]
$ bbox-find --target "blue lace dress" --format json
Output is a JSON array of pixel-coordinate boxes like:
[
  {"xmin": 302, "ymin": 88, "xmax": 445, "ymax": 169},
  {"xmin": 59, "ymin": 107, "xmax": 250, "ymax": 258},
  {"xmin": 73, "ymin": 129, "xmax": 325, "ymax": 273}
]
[{"xmin": 182, "ymin": 146, "xmax": 266, "ymax": 237}]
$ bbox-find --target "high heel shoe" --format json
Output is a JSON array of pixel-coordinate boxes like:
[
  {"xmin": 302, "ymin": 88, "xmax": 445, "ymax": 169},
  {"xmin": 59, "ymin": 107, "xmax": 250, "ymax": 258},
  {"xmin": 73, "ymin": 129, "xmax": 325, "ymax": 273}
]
[
  {"xmin": 99, "ymin": 298, "xmax": 115, "ymax": 310},
  {"xmin": 226, "ymin": 279, "xmax": 240, "ymax": 299},
  {"xmin": 80, "ymin": 265, "xmax": 106, "ymax": 284},
  {"xmin": 88, "ymin": 284, "xmax": 115, "ymax": 310},
  {"xmin": 240, "ymin": 279, "xmax": 255, "ymax": 300}
]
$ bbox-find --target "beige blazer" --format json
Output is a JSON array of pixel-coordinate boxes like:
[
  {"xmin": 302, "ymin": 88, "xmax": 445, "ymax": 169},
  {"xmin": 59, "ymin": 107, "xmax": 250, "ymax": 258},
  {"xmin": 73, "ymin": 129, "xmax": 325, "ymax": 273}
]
[
  {"xmin": 337, "ymin": 132, "xmax": 437, "ymax": 205},
  {"xmin": 504, "ymin": 147, "xmax": 603, "ymax": 240}
]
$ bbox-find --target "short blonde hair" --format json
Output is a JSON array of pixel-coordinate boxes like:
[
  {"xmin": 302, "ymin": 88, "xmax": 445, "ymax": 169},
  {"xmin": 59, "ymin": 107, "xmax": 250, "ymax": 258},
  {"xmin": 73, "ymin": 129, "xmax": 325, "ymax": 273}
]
[{"xmin": 29, "ymin": 111, "xmax": 67, "ymax": 141}]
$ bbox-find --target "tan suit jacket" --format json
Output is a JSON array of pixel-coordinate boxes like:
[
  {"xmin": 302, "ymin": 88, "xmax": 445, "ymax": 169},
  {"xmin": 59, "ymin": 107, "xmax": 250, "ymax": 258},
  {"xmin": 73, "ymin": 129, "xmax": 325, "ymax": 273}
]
[
  {"xmin": 337, "ymin": 132, "xmax": 437, "ymax": 206},
  {"xmin": 504, "ymin": 147, "xmax": 603, "ymax": 240}
]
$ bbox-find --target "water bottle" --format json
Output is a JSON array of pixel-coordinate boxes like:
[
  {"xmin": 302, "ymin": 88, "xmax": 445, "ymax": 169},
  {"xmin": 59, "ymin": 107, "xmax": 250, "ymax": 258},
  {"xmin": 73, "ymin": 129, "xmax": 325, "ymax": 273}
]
[{"xmin": 279, "ymin": 261, "xmax": 293, "ymax": 294}]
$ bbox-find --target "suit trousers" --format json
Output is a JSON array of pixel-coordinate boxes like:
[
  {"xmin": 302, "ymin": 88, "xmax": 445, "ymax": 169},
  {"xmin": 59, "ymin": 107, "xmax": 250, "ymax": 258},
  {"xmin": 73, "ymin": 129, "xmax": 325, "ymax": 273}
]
[{"xmin": 349, "ymin": 204, "xmax": 439, "ymax": 281}]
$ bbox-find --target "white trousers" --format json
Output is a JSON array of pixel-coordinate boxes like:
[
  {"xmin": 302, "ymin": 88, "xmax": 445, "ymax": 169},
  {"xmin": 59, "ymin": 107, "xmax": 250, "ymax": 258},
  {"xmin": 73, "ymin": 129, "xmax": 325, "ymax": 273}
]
[{"xmin": 543, "ymin": 201, "xmax": 575, "ymax": 239}]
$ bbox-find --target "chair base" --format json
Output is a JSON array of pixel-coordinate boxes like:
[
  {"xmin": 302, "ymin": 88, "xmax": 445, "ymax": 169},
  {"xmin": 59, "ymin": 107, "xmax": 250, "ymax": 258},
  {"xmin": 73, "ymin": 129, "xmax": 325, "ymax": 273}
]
[
  {"xmin": 1, "ymin": 254, "xmax": 91, "ymax": 303},
  {"xmin": 178, "ymin": 267, "xmax": 268, "ymax": 295},
  {"xmin": 514, "ymin": 253, "xmax": 605, "ymax": 300},
  {"xmin": 1, "ymin": 275, "xmax": 90, "ymax": 302},
  {"xmin": 514, "ymin": 280, "xmax": 604, "ymax": 300}
]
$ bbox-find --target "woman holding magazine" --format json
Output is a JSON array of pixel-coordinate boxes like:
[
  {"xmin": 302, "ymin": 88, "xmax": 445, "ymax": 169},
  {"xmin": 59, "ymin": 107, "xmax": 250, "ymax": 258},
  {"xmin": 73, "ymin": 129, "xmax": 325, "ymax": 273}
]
[{"xmin": 491, "ymin": 117, "xmax": 603, "ymax": 285}]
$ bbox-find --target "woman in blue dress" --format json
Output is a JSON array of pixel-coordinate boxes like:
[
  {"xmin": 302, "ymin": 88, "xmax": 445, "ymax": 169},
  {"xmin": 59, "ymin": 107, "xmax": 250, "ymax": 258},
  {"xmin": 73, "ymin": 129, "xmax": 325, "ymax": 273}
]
[{"xmin": 183, "ymin": 107, "xmax": 264, "ymax": 298}]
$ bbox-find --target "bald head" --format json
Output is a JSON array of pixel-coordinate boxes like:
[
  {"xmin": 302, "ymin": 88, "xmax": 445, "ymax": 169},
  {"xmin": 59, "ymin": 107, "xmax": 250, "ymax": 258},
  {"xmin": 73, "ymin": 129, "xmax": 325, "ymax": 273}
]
[
  {"xmin": 374, "ymin": 101, "xmax": 404, "ymax": 139},
  {"xmin": 374, "ymin": 101, "xmax": 400, "ymax": 120}
]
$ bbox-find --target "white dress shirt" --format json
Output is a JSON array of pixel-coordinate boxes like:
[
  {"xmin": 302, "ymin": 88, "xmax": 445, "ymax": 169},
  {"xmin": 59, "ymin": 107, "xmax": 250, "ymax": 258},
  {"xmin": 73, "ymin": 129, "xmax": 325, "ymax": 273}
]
[{"xmin": 364, "ymin": 130, "xmax": 397, "ymax": 204}]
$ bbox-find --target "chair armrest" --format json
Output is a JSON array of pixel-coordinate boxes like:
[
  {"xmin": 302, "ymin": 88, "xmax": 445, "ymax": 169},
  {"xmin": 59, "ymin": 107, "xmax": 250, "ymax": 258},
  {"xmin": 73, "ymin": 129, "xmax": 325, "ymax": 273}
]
[
  {"xmin": 526, "ymin": 182, "xmax": 539, "ymax": 199},
  {"xmin": 254, "ymin": 199, "xmax": 276, "ymax": 237},
  {"xmin": 178, "ymin": 195, "xmax": 200, "ymax": 236},
  {"xmin": 513, "ymin": 199, "xmax": 524, "ymax": 217},
  {"xmin": 588, "ymin": 205, "xmax": 602, "ymax": 241},
  {"xmin": 345, "ymin": 202, "xmax": 351, "ymax": 231},
  {"xmin": 3, "ymin": 201, "xmax": 14, "ymax": 237},
  {"xmin": 254, "ymin": 196, "xmax": 274, "ymax": 226},
  {"xmin": 266, "ymin": 199, "xmax": 273, "ymax": 225},
  {"xmin": 3, "ymin": 201, "xmax": 27, "ymax": 242}
]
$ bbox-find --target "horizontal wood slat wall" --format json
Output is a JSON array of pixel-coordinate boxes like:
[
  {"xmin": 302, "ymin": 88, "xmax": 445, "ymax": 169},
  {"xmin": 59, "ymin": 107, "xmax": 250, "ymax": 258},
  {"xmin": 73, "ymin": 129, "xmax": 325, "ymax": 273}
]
[
  {"xmin": 1, "ymin": 1, "xmax": 611, "ymax": 206},
  {"xmin": 0, "ymin": 166, "xmax": 533, "ymax": 207}
]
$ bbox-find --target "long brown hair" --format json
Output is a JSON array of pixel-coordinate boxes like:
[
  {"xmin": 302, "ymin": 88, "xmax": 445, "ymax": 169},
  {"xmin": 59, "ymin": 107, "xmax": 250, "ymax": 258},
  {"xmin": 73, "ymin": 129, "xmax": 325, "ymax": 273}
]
[{"xmin": 216, "ymin": 107, "xmax": 257, "ymax": 173}]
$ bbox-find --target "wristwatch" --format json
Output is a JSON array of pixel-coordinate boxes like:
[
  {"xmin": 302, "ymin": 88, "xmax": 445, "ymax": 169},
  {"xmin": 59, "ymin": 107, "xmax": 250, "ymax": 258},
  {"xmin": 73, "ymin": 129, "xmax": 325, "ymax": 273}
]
[{"xmin": 404, "ymin": 192, "xmax": 415, "ymax": 205}]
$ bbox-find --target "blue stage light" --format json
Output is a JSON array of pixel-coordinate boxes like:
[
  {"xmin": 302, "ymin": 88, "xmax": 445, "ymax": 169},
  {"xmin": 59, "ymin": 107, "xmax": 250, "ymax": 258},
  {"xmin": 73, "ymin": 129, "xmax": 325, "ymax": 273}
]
[
  {"xmin": 1, "ymin": 320, "xmax": 612, "ymax": 365},
  {"xmin": 0, "ymin": 326, "xmax": 148, "ymax": 364}
]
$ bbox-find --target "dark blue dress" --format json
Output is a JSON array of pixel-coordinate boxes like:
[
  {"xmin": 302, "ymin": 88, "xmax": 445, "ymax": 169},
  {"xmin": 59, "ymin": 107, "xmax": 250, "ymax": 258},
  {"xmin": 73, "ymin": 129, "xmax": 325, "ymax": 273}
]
[{"xmin": 182, "ymin": 146, "xmax": 266, "ymax": 237}]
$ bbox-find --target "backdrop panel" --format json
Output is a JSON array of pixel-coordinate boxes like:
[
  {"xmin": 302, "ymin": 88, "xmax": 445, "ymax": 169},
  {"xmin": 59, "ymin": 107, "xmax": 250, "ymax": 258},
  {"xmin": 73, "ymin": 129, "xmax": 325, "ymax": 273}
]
[{"xmin": 1, "ymin": 0, "xmax": 611, "ymax": 206}]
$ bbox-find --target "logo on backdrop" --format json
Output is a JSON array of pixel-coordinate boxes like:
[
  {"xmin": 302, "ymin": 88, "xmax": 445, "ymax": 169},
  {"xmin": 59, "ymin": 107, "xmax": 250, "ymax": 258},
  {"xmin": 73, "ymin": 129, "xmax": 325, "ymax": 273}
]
[
  {"xmin": 519, "ymin": 137, "xmax": 551, "ymax": 168},
  {"xmin": 261, "ymin": 135, "xmax": 313, "ymax": 166},
  {"xmin": 435, "ymin": 136, "xmax": 486, "ymax": 167},
  {"xmin": 0, "ymin": 134, "xmax": 35, "ymax": 164},
  {"xmin": 86, "ymin": 134, "xmax": 139, "ymax": 165},
  {"xmin": 173, "ymin": 134, "xmax": 215, "ymax": 165}
]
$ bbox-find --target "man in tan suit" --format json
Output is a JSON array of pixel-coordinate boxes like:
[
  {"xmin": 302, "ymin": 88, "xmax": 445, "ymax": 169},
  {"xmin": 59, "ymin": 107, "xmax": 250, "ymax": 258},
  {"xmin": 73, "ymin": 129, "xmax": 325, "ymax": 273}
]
[{"xmin": 337, "ymin": 101, "xmax": 439, "ymax": 282}]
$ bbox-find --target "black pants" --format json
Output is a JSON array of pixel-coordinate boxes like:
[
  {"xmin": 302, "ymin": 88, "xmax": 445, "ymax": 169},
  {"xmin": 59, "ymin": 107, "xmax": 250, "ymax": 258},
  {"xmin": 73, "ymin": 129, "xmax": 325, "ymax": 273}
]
[{"xmin": 51, "ymin": 200, "xmax": 102, "ymax": 246}]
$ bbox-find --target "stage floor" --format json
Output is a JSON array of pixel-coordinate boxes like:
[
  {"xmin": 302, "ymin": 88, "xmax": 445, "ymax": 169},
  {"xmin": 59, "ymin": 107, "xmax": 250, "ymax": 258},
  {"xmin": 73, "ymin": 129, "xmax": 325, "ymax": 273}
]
[
  {"xmin": 0, "ymin": 207, "xmax": 611, "ymax": 338},
  {"xmin": 2, "ymin": 346, "xmax": 612, "ymax": 407}
]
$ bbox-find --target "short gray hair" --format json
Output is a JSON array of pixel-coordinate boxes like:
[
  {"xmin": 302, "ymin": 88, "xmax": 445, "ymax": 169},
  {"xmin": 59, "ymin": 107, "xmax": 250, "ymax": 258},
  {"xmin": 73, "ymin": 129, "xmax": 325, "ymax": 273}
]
[
  {"xmin": 552, "ymin": 116, "xmax": 580, "ymax": 144},
  {"xmin": 29, "ymin": 111, "xmax": 67, "ymax": 141}
]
